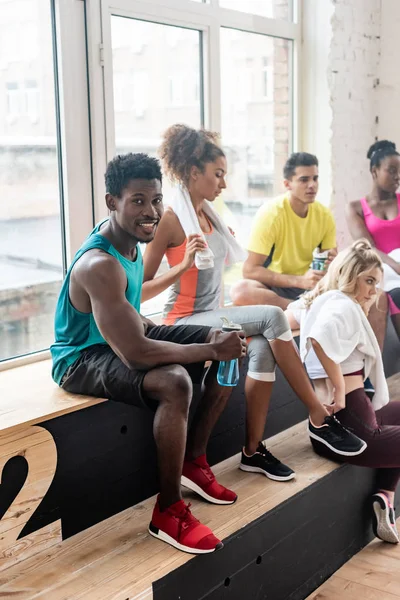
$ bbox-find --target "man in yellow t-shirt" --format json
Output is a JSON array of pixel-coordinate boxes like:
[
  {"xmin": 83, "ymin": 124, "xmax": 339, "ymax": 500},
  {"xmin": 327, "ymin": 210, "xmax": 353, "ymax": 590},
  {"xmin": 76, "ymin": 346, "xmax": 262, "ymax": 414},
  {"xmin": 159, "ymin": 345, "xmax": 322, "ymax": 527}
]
[{"xmin": 231, "ymin": 152, "xmax": 337, "ymax": 309}]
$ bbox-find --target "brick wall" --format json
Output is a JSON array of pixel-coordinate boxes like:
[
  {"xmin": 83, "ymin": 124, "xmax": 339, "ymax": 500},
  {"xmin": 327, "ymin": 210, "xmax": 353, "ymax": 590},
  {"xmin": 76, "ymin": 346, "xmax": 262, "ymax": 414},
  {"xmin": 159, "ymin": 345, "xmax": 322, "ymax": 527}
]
[
  {"xmin": 303, "ymin": 0, "xmax": 385, "ymax": 248},
  {"xmin": 329, "ymin": 0, "xmax": 381, "ymax": 247},
  {"xmin": 376, "ymin": 0, "xmax": 400, "ymax": 143}
]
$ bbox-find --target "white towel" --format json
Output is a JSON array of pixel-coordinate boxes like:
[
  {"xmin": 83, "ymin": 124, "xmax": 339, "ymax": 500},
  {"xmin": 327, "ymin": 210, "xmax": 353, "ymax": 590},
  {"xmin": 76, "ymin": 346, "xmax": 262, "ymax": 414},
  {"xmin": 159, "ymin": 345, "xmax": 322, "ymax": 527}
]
[
  {"xmin": 168, "ymin": 184, "xmax": 247, "ymax": 270},
  {"xmin": 382, "ymin": 249, "xmax": 400, "ymax": 292},
  {"xmin": 299, "ymin": 290, "xmax": 389, "ymax": 411}
]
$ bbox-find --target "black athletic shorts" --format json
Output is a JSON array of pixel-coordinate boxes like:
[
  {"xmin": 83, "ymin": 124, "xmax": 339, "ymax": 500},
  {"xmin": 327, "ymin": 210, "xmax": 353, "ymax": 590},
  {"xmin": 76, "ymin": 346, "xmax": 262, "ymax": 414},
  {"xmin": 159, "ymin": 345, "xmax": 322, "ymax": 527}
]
[
  {"xmin": 60, "ymin": 324, "xmax": 212, "ymax": 411},
  {"xmin": 267, "ymin": 285, "xmax": 304, "ymax": 301}
]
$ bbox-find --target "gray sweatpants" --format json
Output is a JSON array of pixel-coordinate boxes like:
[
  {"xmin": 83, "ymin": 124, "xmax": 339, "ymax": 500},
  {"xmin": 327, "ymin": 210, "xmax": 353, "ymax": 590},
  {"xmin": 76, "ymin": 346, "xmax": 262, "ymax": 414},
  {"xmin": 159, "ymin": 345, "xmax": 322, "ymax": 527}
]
[{"xmin": 176, "ymin": 305, "xmax": 292, "ymax": 381}]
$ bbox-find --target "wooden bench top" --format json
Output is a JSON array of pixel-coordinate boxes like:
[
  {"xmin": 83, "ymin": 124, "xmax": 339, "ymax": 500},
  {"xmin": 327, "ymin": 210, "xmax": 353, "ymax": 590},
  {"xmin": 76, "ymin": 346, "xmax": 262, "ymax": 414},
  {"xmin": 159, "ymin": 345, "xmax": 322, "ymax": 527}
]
[
  {"xmin": 0, "ymin": 421, "xmax": 339, "ymax": 600},
  {"xmin": 0, "ymin": 359, "xmax": 106, "ymax": 435}
]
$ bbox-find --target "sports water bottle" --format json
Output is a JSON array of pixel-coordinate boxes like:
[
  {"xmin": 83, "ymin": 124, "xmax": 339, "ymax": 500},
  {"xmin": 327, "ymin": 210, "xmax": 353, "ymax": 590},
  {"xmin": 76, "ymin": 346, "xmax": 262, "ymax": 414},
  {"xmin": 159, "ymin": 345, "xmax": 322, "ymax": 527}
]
[
  {"xmin": 311, "ymin": 248, "xmax": 329, "ymax": 271},
  {"xmin": 216, "ymin": 317, "xmax": 242, "ymax": 387}
]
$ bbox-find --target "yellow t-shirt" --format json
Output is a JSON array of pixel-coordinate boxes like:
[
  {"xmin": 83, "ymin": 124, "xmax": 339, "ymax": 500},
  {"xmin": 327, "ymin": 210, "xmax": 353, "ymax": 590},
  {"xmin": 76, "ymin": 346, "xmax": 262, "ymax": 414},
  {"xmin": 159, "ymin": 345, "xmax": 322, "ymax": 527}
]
[{"xmin": 247, "ymin": 194, "xmax": 336, "ymax": 276}]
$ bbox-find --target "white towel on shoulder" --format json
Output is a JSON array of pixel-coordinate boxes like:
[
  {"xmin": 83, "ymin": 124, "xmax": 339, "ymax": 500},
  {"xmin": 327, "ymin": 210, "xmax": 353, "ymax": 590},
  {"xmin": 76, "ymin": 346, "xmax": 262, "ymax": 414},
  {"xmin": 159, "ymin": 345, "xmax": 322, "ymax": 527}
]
[
  {"xmin": 168, "ymin": 184, "xmax": 247, "ymax": 270},
  {"xmin": 382, "ymin": 249, "xmax": 400, "ymax": 292},
  {"xmin": 299, "ymin": 290, "xmax": 389, "ymax": 411}
]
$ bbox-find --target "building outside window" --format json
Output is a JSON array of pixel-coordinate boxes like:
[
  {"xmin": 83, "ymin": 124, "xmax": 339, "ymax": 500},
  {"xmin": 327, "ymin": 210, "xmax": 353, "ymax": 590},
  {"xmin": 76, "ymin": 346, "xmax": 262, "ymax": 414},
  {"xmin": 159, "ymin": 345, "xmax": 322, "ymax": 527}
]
[
  {"xmin": 0, "ymin": 0, "xmax": 64, "ymax": 362},
  {"xmin": 0, "ymin": 0, "xmax": 297, "ymax": 363}
]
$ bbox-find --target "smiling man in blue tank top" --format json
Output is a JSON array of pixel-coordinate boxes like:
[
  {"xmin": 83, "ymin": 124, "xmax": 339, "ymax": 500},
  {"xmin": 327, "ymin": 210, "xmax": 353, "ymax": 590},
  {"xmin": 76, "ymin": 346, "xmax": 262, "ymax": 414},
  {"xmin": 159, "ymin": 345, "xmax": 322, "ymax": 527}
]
[{"xmin": 51, "ymin": 153, "xmax": 247, "ymax": 555}]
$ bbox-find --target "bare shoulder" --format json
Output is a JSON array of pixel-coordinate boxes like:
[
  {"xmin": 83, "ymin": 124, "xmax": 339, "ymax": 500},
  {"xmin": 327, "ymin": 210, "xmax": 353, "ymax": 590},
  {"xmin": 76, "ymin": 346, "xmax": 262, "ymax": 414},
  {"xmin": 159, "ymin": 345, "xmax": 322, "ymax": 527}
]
[
  {"xmin": 72, "ymin": 249, "xmax": 126, "ymax": 291},
  {"xmin": 347, "ymin": 199, "xmax": 363, "ymax": 215},
  {"xmin": 158, "ymin": 206, "xmax": 185, "ymax": 246}
]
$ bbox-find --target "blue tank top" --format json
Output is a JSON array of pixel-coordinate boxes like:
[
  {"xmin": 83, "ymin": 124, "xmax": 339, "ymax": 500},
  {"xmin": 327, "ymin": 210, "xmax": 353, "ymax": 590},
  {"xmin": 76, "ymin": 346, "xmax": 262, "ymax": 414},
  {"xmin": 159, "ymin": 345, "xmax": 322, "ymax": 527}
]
[{"xmin": 51, "ymin": 220, "xmax": 143, "ymax": 384}]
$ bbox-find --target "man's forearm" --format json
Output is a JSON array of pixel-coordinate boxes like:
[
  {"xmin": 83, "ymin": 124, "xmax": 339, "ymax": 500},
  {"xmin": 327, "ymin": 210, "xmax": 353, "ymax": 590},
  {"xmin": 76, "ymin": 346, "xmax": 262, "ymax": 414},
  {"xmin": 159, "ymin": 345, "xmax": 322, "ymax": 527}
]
[
  {"xmin": 244, "ymin": 264, "xmax": 305, "ymax": 289},
  {"xmin": 120, "ymin": 339, "xmax": 217, "ymax": 371}
]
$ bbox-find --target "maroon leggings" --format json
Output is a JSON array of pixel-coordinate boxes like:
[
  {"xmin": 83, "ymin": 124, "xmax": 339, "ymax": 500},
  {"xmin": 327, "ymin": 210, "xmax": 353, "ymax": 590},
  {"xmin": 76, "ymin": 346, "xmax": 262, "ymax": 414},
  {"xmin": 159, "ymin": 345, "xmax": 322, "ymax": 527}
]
[{"xmin": 313, "ymin": 388, "xmax": 400, "ymax": 491}]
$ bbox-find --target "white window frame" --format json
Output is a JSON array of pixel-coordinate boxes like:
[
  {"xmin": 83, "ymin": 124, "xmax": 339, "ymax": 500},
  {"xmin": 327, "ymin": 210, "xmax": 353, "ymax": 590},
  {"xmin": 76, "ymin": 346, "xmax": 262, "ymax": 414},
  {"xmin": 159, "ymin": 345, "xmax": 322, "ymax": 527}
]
[
  {"xmin": 1, "ymin": 0, "xmax": 301, "ymax": 370},
  {"xmin": 0, "ymin": 0, "xmax": 93, "ymax": 371},
  {"xmin": 86, "ymin": 0, "xmax": 301, "ymax": 223}
]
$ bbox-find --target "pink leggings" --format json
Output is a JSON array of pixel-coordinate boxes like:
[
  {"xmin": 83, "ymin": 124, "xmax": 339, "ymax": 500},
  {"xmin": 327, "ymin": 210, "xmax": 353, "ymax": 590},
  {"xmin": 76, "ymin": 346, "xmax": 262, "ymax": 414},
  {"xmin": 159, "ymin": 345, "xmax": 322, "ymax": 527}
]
[{"xmin": 312, "ymin": 388, "xmax": 400, "ymax": 491}]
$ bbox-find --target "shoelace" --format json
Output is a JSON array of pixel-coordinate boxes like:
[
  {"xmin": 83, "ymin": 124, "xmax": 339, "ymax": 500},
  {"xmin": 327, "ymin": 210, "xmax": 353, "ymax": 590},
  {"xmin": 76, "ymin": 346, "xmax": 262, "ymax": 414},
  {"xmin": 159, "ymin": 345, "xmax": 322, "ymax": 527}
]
[
  {"xmin": 200, "ymin": 463, "xmax": 216, "ymax": 483},
  {"xmin": 257, "ymin": 443, "xmax": 280, "ymax": 465},
  {"xmin": 174, "ymin": 502, "xmax": 200, "ymax": 538},
  {"xmin": 325, "ymin": 415, "xmax": 354, "ymax": 435}
]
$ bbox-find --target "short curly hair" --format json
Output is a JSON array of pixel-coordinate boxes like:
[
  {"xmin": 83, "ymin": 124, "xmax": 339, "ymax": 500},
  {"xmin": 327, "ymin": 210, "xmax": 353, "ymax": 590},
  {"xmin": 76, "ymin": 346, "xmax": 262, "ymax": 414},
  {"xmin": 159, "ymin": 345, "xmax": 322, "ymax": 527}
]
[
  {"xmin": 105, "ymin": 153, "xmax": 162, "ymax": 197},
  {"xmin": 158, "ymin": 124, "xmax": 225, "ymax": 185}
]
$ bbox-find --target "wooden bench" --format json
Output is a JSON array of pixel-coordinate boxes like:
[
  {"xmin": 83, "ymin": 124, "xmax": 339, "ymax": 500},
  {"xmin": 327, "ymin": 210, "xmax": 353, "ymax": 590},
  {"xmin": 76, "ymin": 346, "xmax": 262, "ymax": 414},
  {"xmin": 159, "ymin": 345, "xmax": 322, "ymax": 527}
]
[
  {"xmin": 0, "ymin": 360, "xmax": 106, "ymax": 573},
  {"xmin": 0, "ymin": 422, "xmax": 346, "ymax": 599},
  {"xmin": 1, "ymin": 351, "xmax": 399, "ymax": 598},
  {"xmin": 1, "ymin": 359, "xmax": 106, "ymax": 434},
  {"xmin": 1, "ymin": 370, "xmax": 399, "ymax": 600}
]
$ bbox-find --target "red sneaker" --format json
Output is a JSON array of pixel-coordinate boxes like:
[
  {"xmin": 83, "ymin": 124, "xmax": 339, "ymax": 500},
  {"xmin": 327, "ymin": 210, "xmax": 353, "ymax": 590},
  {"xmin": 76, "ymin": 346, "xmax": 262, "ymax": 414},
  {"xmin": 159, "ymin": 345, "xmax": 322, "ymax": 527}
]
[
  {"xmin": 181, "ymin": 454, "xmax": 237, "ymax": 505},
  {"xmin": 148, "ymin": 496, "xmax": 223, "ymax": 554}
]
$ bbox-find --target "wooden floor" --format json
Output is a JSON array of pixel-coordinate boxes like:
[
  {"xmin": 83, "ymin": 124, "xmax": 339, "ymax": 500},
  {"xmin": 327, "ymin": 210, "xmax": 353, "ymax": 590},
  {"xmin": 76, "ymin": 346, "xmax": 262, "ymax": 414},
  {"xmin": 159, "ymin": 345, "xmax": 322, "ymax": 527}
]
[{"xmin": 306, "ymin": 517, "xmax": 400, "ymax": 599}]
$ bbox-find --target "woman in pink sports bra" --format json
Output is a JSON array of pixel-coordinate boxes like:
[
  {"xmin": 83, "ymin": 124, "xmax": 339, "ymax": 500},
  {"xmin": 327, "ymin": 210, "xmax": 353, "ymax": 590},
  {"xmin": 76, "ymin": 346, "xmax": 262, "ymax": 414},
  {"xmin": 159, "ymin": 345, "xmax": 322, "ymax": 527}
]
[{"xmin": 346, "ymin": 140, "xmax": 400, "ymax": 341}]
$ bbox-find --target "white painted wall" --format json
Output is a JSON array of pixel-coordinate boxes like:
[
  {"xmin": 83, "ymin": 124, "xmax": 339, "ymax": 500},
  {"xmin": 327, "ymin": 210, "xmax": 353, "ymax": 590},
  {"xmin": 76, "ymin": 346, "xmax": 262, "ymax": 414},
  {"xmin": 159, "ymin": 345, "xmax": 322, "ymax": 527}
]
[
  {"xmin": 377, "ymin": 0, "xmax": 400, "ymax": 144},
  {"xmin": 302, "ymin": 0, "xmax": 384, "ymax": 247},
  {"xmin": 330, "ymin": 0, "xmax": 381, "ymax": 247}
]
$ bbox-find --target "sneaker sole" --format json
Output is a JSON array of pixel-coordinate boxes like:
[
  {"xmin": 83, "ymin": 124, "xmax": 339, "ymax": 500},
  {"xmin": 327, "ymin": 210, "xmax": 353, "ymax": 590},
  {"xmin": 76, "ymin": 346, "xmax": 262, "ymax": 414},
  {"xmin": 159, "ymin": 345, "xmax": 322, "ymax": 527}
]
[
  {"xmin": 308, "ymin": 429, "xmax": 368, "ymax": 457},
  {"xmin": 239, "ymin": 464, "xmax": 295, "ymax": 481},
  {"xmin": 181, "ymin": 475, "xmax": 237, "ymax": 505},
  {"xmin": 372, "ymin": 496, "xmax": 399, "ymax": 544},
  {"xmin": 148, "ymin": 522, "xmax": 223, "ymax": 554}
]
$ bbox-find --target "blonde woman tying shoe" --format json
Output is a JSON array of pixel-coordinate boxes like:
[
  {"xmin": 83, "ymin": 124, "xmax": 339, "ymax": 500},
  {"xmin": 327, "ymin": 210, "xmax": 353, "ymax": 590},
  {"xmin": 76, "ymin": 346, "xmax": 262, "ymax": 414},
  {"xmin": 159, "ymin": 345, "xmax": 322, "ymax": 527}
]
[
  {"xmin": 286, "ymin": 240, "xmax": 400, "ymax": 544},
  {"xmin": 141, "ymin": 124, "xmax": 366, "ymax": 504}
]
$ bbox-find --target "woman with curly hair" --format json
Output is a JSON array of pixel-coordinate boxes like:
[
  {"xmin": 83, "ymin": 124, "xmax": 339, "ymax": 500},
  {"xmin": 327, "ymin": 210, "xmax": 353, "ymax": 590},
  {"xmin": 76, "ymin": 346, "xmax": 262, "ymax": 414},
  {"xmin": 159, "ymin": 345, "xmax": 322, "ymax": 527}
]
[
  {"xmin": 141, "ymin": 124, "xmax": 366, "ymax": 505},
  {"xmin": 286, "ymin": 239, "xmax": 400, "ymax": 544},
  {"xmin": 346, "ymin": 140, "xmax": 400, "ymax": 342}
]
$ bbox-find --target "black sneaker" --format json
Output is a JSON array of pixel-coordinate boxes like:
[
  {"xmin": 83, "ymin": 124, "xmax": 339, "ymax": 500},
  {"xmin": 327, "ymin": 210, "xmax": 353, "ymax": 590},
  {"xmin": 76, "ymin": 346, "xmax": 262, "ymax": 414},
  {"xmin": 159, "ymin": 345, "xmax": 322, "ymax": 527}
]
[
  {"xmin": 372, "ymin": 493, "xmax": 399, "ymax": 544},
  {"xmin": 308, "ymin": 415, "xmax": 367, "ymax": 457},
  {"xmin": 240, "ymin": 442, "xmax": 295, "ymax": 481}
]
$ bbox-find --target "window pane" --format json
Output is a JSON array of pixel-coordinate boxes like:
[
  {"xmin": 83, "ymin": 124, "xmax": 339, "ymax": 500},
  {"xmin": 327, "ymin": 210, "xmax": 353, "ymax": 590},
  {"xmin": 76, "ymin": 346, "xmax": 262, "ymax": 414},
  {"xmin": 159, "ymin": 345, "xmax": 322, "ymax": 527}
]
[
  {"xmin": 219, "ymin": 0, "xmax": 292, "ymax": 21},
  {"xmin": 220, "ymin": 28, "xmax": 292, "ymax": 294},
  {"xmin": 111, "ymin": 16, "xmax": 203, "ymax": 316},
  {"xmin": 0, "ymin": 0, "xmax": 64, "ymax": 361}
]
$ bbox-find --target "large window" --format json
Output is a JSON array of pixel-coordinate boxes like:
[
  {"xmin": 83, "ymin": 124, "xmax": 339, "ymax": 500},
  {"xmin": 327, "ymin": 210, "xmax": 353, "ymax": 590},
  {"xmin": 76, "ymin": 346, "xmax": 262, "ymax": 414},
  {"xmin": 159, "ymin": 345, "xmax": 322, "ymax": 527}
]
[
  {"xmin": 111, "ymin": 17, "xmax": 203, "ymax": 157},
  {"xmin": 111, "ymin": 16, "xmax": 204, "ymax": 315},
  {"xmin": 0, "ymin": 0, "xmax": 299, "ymax": 366},
  {"xmin": 102, "ymin": 3, "xmax": 296, "ymax": 315},
  {"xmin": 219, "ymin": 0, "xmax": 293, "ymax": 21},
  {"xmin": 0, "ymin": 0, "xmax": 64, "ymax": 361},
  {"xmin": 220, "ymin": 29, "xmax": 292, "ymax": 248}
]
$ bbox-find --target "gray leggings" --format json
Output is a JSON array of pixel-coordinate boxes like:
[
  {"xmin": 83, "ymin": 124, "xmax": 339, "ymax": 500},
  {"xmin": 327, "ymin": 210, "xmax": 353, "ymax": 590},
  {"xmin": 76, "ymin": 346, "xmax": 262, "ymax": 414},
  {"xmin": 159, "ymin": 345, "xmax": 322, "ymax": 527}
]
[{"xmin": 175, "ymin": 305, "xmax": 292, "ymax": 381}]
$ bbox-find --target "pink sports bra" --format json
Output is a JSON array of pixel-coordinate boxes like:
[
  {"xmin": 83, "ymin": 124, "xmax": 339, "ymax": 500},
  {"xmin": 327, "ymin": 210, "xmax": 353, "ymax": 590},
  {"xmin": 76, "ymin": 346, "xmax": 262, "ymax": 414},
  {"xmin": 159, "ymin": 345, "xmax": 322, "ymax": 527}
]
[{"xmin": 360, "ymin": 194, "xmax": 400, "ymax": 254}]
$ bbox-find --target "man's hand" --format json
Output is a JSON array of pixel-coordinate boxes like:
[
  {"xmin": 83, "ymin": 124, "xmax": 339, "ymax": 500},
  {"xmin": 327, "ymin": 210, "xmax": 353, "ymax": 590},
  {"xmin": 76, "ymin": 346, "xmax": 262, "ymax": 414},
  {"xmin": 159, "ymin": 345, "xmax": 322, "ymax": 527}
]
[
  {"xmin": 323, "ymin": 248, "xmax": 338, "ymax": 271},
  {"xmin": 181, "ymin": 234, "xmax": 207, "ymax": 271},
  {"xmin": 209, "ymin": 329, "xmax": 247, "ymax": 361},
  {"xmin": 140, "ymin": 314, "xmax": 156, "ymax": 334},
  {"xmin": 301, "ymin": 269, "xmax": 325, "ymax": 290}
]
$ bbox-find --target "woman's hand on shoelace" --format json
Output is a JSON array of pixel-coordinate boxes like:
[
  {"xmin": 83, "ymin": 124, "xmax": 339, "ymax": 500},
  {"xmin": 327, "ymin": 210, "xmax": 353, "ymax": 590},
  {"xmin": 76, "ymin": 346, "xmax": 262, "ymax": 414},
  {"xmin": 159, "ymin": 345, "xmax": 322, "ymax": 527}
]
[{"xmin": 329, "ymin": 389, "xmax": 346, "ymax": 413}]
